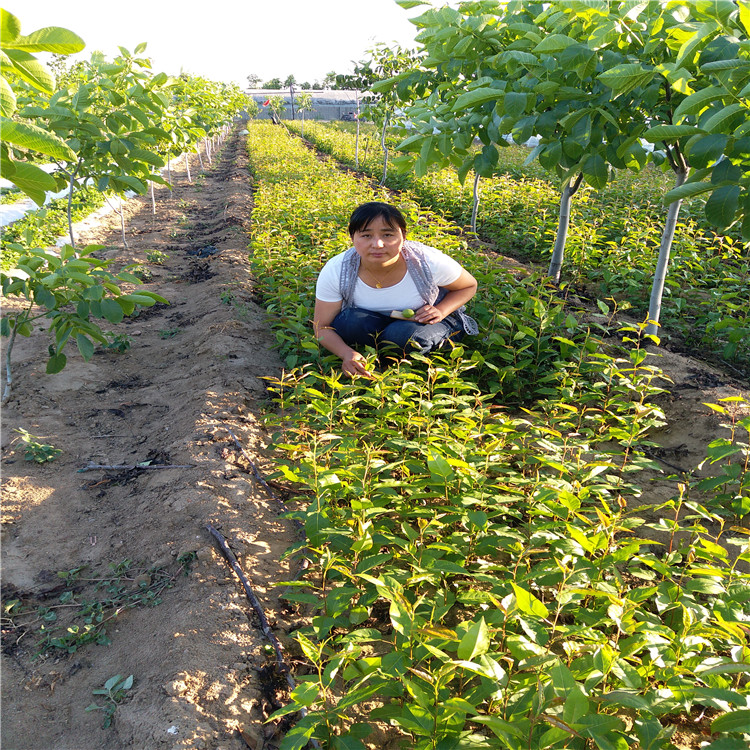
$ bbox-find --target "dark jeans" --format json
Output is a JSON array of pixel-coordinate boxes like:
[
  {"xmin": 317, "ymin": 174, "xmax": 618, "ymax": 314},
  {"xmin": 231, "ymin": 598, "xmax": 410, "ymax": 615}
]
[{"xmin": 332, "ymin": 307, "xmax": 464, "ymax": 356}]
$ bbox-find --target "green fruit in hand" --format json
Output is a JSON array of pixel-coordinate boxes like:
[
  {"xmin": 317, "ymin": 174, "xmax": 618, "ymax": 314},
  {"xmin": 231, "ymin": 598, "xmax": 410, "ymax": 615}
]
[{"xmin": 402, "ymin": 308, "xmax": 415, "ymax": 319}]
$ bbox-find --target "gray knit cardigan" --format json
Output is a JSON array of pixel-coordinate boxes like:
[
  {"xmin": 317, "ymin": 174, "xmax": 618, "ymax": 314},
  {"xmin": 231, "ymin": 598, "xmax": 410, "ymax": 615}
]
[{"xmin": 338, "ymin": 240, "xmax": 479, "ymax": 336}]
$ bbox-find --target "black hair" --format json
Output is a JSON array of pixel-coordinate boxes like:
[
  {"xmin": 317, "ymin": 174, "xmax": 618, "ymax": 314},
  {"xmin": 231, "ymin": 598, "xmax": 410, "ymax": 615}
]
[{"xmin": 348, "ymin": 202, "xmax": 407, "ymax": 238}]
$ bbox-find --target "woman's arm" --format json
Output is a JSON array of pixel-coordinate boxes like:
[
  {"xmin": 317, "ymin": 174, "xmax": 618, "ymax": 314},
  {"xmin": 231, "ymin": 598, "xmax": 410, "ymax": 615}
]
[
  {"xmin": 413, "ymin": 268, "xmax": 478, "ymax": 325},
  {"xmin": 313, "ymin": 299, "xmax": 373, "ymax": 378}
]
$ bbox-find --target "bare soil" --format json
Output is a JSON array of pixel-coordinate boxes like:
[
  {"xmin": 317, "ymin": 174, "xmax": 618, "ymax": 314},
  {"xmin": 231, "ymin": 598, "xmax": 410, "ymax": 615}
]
[{"xmin": 2, "ymin": 125, "xmax": 748, "ymax": 750}]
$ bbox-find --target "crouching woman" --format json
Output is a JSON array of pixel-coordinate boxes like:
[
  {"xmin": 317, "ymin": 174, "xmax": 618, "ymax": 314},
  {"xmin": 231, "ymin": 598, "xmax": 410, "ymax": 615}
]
[{"xmin": 313, "ymin": 202, "xmax": 478, "ymax": 378}]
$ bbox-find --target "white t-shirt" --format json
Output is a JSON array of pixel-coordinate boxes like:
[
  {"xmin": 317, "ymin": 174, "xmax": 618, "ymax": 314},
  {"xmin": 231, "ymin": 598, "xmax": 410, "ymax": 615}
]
[{"xmin": 315, "ymin": 245, "xmax": 463, "ymax": 315}]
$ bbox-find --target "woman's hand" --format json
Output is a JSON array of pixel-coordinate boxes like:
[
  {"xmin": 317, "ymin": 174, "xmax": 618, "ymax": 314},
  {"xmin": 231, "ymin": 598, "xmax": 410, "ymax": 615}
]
[
  {"xmin": 414, "ymin": 270, "xmax": 478, "ymax": 325},
  {"xmin": 342, "ymin": 350, "xmax": 373, "ymax": 378},
  {"xmin": 414, "ymin": 304, "xmax": 445, "ymax": 325}
]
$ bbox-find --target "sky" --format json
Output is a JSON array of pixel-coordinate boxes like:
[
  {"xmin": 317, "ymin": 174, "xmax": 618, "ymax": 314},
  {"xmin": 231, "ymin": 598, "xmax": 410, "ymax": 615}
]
[{"xmin": 6, "ymin": 0, "xmax": 428, "ymax": 88}]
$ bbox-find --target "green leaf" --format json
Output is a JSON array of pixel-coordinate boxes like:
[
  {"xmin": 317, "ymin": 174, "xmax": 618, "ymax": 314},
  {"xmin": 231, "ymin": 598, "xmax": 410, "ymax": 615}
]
[
  {"xmin": 643, "ymin": 124, "xmax": 701, "ymax": 142},
  {"xmin": 511, "ymin": 583, "xmax": 549, "ymax": 618},
  {"xmin": 503, "ymin": 91, "xmax": 527, "ymax": 118},
  {"xmin": 663, "ymin": 180, "xmax": 714, "ymax": 203},
  {"xmin": 119, "ymin": 293, "xmax": 158, "ymax": 307},
  {"xmin": 2, "ymin": 161, "xmax": 56, "ymax": 206},
  {"xmin": 703, "ymin": 103, "xmax": 745, "ymax": 134},
  {"xmin": 46, "ymin": 352, "xmax": 67, "ymax": 374},
  {"xmin": 331, "ymin": 736, "xmax": 367, "ymax": 750},
  {"xmin": 675, "ymin": 21, "xmax": 719, "ymax": 68},
  {"xmin": 337, "ymin": 680, "xmax": 386, "ymax": 711},
  {"xmin": 65, "ymin": 271, "xmax": 96, "ymax": 286},
  {"xmin": 0, "ymin": 10, "xmax": 21, "ymax": 43},
  {"xmin": 577, "ymin": 714, "xmax": 626, "ymax": 748},
  {"xmin": 704, "ymin": 185, "xmax": 740, "ymax": 229},
  {"xmin": 290, "ymin": 681, "xmax": 319, "ymax": 708},
  {"xmin": 473, "ymin": 715, "xmax": 527, "ymax": 741},
  {"xmin": 101, "ymin": 298, "xmax": 124, "ymax": 323},
  {"xmin": 496, "ymin": 49, "xmax": 538, "ymax": 67},
  {"xmin": 533, "ymin": 34, "xmax": 578, "ymax": 54},
  {"xmin": 103, "ymin": 674, "xmax": 123, "ymax": 692},
  {"xmin": 112, "ymin": 175, "xmax": 146, "ymax": 194},
  {"xmin": 711, "ymin": 709, "xmax": 750, "ymax": 734},
  {"xmin": 686, "ymin": 133, "xmax": 728, "ymax": 168},
  {"xmin": 700, "ymin": 60, "xmax": 750, "ymax": 75},
  {"xmin": 76, "ymin": 334, "xmax": 95, "ymax": 361},
  {"xmin": 684, "ymin": 578, "xmax": 725, "ymax": 595},
  {"xmin": 600, "ymin": 691, "xmax": 652, "ymax": 711},
  {"xmin": 8, "ymin": 26, "xmax": 85, "ymax": 54},
  {"xmin": 582, "ymin": 152, "xmax": 608, "ymax": 189},
  {"xmin": 0, "ymin": 117, "xmax": 76, "ymax": 160},
  {"xmin": 740, "ymin": 1, "xmax": 750, "ymax": 35},
  {"xmin": 598, "ymin": 64, "xmax": 655, "ymax": 97},
  {"xmin": 550, "ymin": 662, "xmax": 590, "ymax": 722},
  {"xmin": 389, "ymin": 598, "xmax": 412, "ymax": 637},
  {"xmin": 453, "ymin": 655, "xmax": 507, "ymax": 683},
  {"xmin": 427, "ymin": 449, "xmax": 454, "ymax": 480},
  {"xmin": 695, "ymin": 661, "xmax": 750, "ymax": 677},
  {"xmin": 3, "ymin": 49, "xmax": 54, "ymax": 93},
  {"xmin": 705, "ymin": 437, "xmax": 743, "ymax": 462},
  {"xmin": 278, "ymin": 716, "xmax": 316, "ymax": 750},
  {"xmin": 633, "ymin": 717, "xmax": 670, "ymax": 750},
  {"xmin": 453, "ymin": 87, "xmax": 502, "ymax": 111},
  {"xmin": 0, "ymin": 75, "xmax": 15, "ymax": 117},
  {"xmin": 457, "ymin": 617, "xmax": 490, "ymax": 660},
  {"xmin": 127, "ymin": 147, "xmax": 164, "ymax": 167},
  {"xmin": 673, "ymin": 86, "xmax": 726, "ymax": 122}
]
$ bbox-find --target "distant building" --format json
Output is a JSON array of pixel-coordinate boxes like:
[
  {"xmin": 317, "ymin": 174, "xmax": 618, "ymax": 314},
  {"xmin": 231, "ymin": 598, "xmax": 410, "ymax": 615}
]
[{"xmin": 244, "ymin": 89, "xmax": 363, "ymax": 122}]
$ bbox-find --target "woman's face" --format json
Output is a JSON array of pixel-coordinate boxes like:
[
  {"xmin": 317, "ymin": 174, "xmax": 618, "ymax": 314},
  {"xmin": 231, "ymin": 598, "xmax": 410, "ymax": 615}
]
[{"xmin": 352, "ymin": 215, "xmax": 405, "ymax": 267}]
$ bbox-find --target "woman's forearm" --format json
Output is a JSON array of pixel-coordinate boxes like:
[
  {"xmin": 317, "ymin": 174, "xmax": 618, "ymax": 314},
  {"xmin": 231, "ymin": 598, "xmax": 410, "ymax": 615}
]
[
  {"xmin": 434, "ymin": 283, "xmax": 478, "ymax": 318},
  {"xmin": 316, "ymin": 325, "xmax": 356, "ymax": 361}
]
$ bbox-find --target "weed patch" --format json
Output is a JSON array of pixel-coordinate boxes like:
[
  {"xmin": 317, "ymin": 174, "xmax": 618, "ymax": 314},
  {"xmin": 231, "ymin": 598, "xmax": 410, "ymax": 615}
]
[{"xmin": 2, "ymin": 559, "xmax": 183, "ymax": 659}]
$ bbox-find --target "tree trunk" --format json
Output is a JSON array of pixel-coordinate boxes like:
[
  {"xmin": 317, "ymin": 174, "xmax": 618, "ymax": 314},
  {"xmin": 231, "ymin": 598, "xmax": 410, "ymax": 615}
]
[
  {"xmin": 66, "ymin": 160, "xmax": 82, "ymax": 247},
  {"xmin": 2, "ymin": 321, "xmax": 19, "ymax": 405},
  {"xmin": 646, "ymin": 168, "xmax": 688, "ymax": 338},
  {"xmin": 355, "ymin": 93, "xmax": 360, "ymax": 169},
  {"xmin": 471, "ymin": 173, "xmax": 481, "ymax": 234},
  {"xmin": 548, "ymin": 173, "xmax": 584, "ymax": 284},
  {"xmin": 119, "ymin": 195, "xmax": 128, "ymax": 249},
  {"xmin": 196, "ymin": 144, "xmax": 204, "ymax": 170},
  {"xmin": 184, "ymin": 151, "xmax": 192, "ymax": 183},
  {"xmin": 150, "ymin": 181, "xmax": 156, "ymax": 215},
  {"xmin": 67, "ymin": 173, "xmax": 76, "ymax": 248},
  {"xmin": 379, "ymin": 114, "xmax": 389, "ymax": 186}
]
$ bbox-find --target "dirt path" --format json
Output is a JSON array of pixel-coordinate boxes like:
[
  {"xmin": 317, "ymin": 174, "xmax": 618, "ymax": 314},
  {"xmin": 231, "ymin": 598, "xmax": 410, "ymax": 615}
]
[
  {"xmin": 1, "ymin": 127, "xmax": 300, "ymax": 750},
  {"xmin": 1, "ymin": 125, "xmax": 748, "ymax": 750}
]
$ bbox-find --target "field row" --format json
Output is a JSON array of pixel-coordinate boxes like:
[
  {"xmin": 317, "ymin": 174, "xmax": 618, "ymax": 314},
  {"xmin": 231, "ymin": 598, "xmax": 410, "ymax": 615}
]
[
  {"xmin": 246, "ymin": 122, "xmax": 750, "ymax": 750},
  {"xmin": 287, "ymin": 120, "xmax": 750, "ymax": 377}
]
